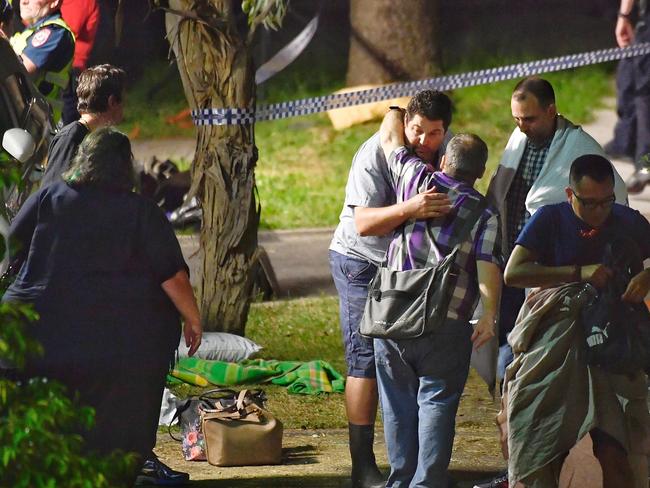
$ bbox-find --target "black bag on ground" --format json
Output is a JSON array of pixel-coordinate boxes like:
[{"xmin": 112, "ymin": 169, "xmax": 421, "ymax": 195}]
[
  {"xmin": 360, "ymin": 196, "xmax": 487, "ymax": 340},
  {"xmin": 169, "ymin": 388, "xmax": 267, "ymax": 461},
  {"xmin": 580, "ymin": 237, "xmax": 650, "ymax": 374}
]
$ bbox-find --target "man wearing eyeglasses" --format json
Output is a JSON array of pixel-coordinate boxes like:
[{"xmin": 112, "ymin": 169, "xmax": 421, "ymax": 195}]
[
  {"xmin": 474, "ymin": 78, "xmax": 629, "ymax": 488},
  {"xmin": 501, "ymin": 154, "xmax": 650, "ymax": 487}
]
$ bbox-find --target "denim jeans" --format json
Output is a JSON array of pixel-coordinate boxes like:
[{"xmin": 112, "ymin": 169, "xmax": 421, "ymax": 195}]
[
  {"xmin": 375, "ymin": 319, "xmax": 473, "ymax": 488},
  {"xmin": 329, "ymin": 250, "xmax": 378, "ymax": 378}
]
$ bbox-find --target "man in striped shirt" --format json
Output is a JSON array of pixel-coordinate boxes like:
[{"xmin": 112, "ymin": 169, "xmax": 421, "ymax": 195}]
[{"xmin": 374, "ymin": 109, "xmax": 503, "ymax": 488}]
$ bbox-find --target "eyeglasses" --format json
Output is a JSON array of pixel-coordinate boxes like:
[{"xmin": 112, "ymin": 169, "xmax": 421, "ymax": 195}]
[{"xmin": 570, "ymin": 190, "xmax": 615, "ymax": 210}]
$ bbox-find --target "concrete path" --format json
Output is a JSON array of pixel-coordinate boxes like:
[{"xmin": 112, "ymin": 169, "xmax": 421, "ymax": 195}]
[{"xmin": 178, "ymin": 228, "xmax": 336, "ymax": 298}]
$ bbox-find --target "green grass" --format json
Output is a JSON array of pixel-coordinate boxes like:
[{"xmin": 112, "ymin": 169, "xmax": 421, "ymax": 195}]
[
  {"xmin": 120, "ymin": 8, "xmax": 617, "ymax": 229},
  {"xmin": 169, "ymin": 296, "xmax": 349, "ymax": 429}
]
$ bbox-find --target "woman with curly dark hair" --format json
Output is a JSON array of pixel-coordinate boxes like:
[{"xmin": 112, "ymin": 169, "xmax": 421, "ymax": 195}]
[{"xmin": 4, "ymin": 127, "xmax": 202, "ymax": 480}]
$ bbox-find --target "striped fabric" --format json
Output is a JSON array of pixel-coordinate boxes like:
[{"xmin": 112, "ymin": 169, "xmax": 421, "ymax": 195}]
[{"xmin": 386, "ymin": 146, "xmax": 502, "ymax": 321}]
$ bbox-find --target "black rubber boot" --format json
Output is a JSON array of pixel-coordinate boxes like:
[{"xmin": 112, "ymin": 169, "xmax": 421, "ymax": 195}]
[{"xmin": 348, "ymin": 423, "xmax": 385, "ymax": 488}]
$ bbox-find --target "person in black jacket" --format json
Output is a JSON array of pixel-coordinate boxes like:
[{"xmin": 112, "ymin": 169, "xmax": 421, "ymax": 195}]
[{"xmin": 41, "ymin": 63, "xmax": 125, "ymax": 188}]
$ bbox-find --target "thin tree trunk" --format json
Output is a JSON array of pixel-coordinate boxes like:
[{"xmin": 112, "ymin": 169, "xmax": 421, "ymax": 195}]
[
  {"xmin": 164, "ymin": 0, "xmax": 259, "ymax": 334},
  {"xmin": 346, "ymin": 0, "xmax": 441, "ymax": 86}
]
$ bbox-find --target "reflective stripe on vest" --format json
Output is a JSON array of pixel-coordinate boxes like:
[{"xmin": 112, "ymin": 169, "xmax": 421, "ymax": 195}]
[{"xmin": 10, "ymin": 16, "xmax": 75, "ymax": 122}]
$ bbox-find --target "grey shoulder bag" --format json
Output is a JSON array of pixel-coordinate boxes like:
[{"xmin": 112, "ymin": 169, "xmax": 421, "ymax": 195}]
[{"xmin": 360, "ymin": 197, "xmax": 487, "ymax": 340}]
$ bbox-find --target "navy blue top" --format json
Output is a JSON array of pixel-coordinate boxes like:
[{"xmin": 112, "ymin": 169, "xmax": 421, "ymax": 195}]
[
  {"xmin": 4, "ymin": 181, "xmax": 187, "ymax": 363},
  {"xmin": 516, "ymin": 202, "xmax": 650, "ymax": 266}
]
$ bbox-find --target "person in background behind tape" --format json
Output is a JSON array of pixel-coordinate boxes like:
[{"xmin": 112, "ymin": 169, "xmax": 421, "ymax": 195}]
[
  {"xmin": 375, "ymin": 111, "xmax": 503, "ymax": 488},
  {"xmin": 328, "ymin": 90, "xmax": 454, "ymax": 488},
  {"xmin": 0, "ymin": 0, "xmax": 14, "ymax": 38},
  {"xmin": 604, "ymin": 0, "xmax": 650, "ymax": 194},
  {"xmin": 60, "ymin": 0, "xmax": 100, "ymax": 125},
  {"xmin": 10, "ymin": 0, "xmax": 74, "ymax": 125}
]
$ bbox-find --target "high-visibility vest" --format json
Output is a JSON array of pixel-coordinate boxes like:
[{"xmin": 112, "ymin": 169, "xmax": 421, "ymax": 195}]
[{"xmin": 10, "ymin": 16, "xmax": 75, "ymax": 123}]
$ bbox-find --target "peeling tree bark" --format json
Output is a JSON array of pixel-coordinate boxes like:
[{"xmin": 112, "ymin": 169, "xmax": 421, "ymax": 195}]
[{"xmin": 164, "ymin": 0, "xmax": 259, "ymax": 334}]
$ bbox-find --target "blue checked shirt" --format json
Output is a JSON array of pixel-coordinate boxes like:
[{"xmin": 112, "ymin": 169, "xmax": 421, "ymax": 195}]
[
  {"xmin": 505, "ymin": 140, "xmax": 550, "ymax": 252},
  {"xmin": 386, "ymin": 147, "xmax": 503, "ymax": 321}
]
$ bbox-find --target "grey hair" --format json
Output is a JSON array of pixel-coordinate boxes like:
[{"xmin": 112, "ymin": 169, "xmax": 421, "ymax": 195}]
[
  {"xmin": 444, "ymin": 133, "xmax": 488, "ymax": 182},
  {"xmin": 62, "ymin": 127, "xmax": 135, "ymax": 192}
]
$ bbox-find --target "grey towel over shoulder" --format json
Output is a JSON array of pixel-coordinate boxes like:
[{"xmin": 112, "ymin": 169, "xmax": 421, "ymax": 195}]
[{"xmin": 504, "ymin": 284, "xmax": 649, "ymax": 487}]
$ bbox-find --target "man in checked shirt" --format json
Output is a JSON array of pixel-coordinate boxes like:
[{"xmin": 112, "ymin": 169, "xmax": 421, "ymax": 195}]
[
  {"xmin": 486, "ymin": 77, "xmax": 628, "ymax": 392},
  {"xmin": 376, "ymin": 109, "xmax": 503, "ymax": 488}
]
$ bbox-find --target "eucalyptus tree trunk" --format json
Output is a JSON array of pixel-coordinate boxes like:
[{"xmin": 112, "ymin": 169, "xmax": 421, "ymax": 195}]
[
  {"xmin": 346, "ymin": 0, "xmax": 441, "ymax": 86},
  {"xmin": 164, "ymin": 0, "xmax": 259, "ymax": 334}
]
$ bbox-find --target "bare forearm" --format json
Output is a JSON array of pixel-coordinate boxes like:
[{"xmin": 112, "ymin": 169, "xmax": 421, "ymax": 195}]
[
  {"xmin": 161, "ymin": 270, "xmax": 201, "ymax": 326},
  {"xmin": 620, "ymin": 0, "xmax": 634, "ymax": 14},
  {"xmin": 504, "ymin": 261, "xmax": 576, "ymax": 288},
  {"xmin": 380, "ymin": 109, "xmax": 406, "ymax": 160},
  {"xmin": 476, "ymin": 261, "xmax": 502, "ymax": 319},
  {"xmin": 354, "ymin": 203, "xmax": 412, "ymax": 237}
]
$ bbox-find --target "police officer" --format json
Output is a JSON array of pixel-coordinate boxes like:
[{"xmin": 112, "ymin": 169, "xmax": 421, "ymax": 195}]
[
  {"xmin": 606, "ymin": 0, "xmax": 650, "ymax": 194},
  {"xmin": 10, "ymin": 0, "xmax": 75, "ymax": 125},
  {"xmin": 0, "ymin": 0, "xmax": 13, "ymax": 38}
]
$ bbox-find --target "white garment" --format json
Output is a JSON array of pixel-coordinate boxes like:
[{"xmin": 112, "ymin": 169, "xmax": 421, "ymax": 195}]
[{"xmin": 487, "ymin": 115, "xmax": 628, "ymax": 254}]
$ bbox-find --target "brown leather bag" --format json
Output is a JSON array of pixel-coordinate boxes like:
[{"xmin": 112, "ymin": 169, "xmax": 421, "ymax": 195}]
[{"xmin": 200, "ymin": 389, "xmax": 283, "ymax": 466}]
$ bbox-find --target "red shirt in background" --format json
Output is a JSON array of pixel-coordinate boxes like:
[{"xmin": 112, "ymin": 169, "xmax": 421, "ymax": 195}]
[{"xmin": 60, "ymin": 0, "xmax": 100, "ymax": 70}]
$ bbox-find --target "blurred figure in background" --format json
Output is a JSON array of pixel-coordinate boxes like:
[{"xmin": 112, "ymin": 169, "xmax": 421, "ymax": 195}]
[
  {"xmin": 605, "ymin": 0, "xmax": 650, "ymax": 194},
  {"xmin": 10, "ymin": 0, "xmax": 75, "ymax": 125},
  {"xmin": 60, "ymin": 0, "xmax": 100, "ymax": 125},
  {"xmin": 0, "ymin": 0, "xmax": 13, "ymax": 38}
]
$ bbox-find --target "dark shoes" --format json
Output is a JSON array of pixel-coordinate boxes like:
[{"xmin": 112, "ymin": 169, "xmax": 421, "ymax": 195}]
[
  {"xmin": 348, "ymin": 423, "xmax": 385, "ymax": 488},
  {"xmin": 135, "ymin": 457, "xmax": 190, "ymax": 486},
  {"xmin": 626, "ymin": 168, "xmax": 650, "ymax": 194},
  {"xmin": 472, "ymin": 472, "xmax": 509, "ymax": 488},
  {"xmin": 603, "ymin": 140, "xmax": 634, "ymax": 161}
]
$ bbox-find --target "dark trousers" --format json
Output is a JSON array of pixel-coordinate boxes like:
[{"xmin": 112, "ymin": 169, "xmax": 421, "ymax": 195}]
[
  {"xmin": 61, "ymin": 68, "xmax": 81, "ymax": 126},
  {"xmin": 497, "ymin": 285, "xmax": 525, "ymax": 381},
  {"xmin": 613, "ymin": 17, "xmax": 650, "ymax": 170}
]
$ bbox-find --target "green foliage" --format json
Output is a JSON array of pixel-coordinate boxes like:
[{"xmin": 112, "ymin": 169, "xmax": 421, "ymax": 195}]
[
  {"xmin": 169, "ymin": 296, "xmax": 350, "ymax": 429},
  {"xmin": 121, "ymin": 10, "xmax": 615, "ymax": 229},
  {"xmin": 0, "ymin": 302, "xmax": 138, "ymax": 487},
  {"xmin": 0, "ymin": 154, "xmax": 138, "ymax": 486},
  {"xmin": 242, "ymin": 0, "xmax": 288, "ymax": 31}
]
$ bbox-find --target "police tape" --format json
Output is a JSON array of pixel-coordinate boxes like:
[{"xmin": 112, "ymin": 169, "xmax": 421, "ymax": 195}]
[{"xmin": 191, "ymin": 42, "xmax": 650, "ymax": 126}]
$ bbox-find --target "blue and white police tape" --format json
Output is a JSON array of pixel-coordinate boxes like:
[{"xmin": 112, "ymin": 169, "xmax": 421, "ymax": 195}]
[{"xmin": 192, "ymin": 42, "xmax": 650, "ymax": 126}]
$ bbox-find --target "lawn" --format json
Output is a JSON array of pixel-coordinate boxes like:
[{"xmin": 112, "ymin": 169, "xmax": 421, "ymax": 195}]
[{"xmin": 118, "ymin": 7, "xmax": 617, "ymax": 230}]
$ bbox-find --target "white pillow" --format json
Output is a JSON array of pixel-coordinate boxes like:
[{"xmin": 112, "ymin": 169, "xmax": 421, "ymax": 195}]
[{"xmin": 177, "ymin": 332, "xmax": 262, "ymax": 362}]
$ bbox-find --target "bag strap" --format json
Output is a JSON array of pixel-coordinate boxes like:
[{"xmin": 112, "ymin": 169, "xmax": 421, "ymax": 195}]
[
  {"xmin": 168, "ymin": 399, "xmax": 194, "ymax": 442},
  {"xmin": 423, "ymin": 193, "xmax": 488, "ymax": 262}
]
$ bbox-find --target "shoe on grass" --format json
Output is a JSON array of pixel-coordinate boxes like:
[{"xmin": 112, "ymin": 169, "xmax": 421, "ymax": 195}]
[{"xmin": 134, "ymin": 457, "xmax": 190, "ymax": 486}]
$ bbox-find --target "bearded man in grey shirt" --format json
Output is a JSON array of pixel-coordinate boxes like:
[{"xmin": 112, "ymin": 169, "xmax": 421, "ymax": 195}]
[{"xmin": 329, "ymin": 90, "xmax": 454, "ymax": 488}]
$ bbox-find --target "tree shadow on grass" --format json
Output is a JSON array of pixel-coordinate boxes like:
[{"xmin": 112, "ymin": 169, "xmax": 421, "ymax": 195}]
[{"xmin": 188, "ymin": 469, "xmax": 504, "ymax": 487}]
